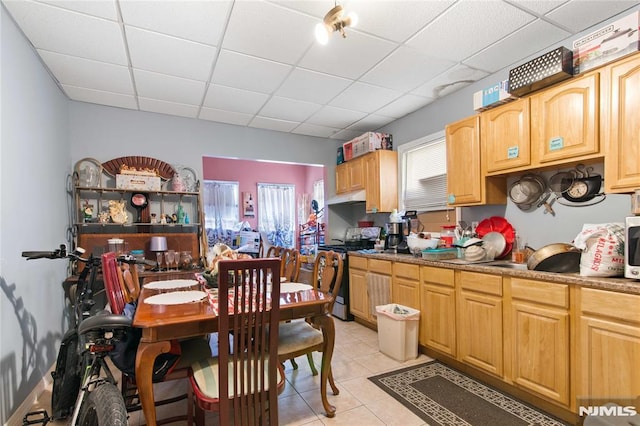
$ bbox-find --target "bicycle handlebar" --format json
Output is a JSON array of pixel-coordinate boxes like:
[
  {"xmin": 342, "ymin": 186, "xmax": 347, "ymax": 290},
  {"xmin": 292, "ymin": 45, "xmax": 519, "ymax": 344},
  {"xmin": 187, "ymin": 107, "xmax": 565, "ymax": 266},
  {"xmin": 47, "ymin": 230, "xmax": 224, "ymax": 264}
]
[{"xmin": 22, "ymin": 245, "xmax": 149, "ymax": 266}]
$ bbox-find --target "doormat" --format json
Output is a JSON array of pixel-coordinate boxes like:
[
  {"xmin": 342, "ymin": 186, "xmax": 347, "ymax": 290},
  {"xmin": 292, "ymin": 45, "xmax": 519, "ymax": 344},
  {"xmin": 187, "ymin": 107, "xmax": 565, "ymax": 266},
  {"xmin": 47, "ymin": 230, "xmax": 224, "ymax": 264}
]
[{"xmin": 368, "ymin": 361, "xmax": 570, "ymax": 426}]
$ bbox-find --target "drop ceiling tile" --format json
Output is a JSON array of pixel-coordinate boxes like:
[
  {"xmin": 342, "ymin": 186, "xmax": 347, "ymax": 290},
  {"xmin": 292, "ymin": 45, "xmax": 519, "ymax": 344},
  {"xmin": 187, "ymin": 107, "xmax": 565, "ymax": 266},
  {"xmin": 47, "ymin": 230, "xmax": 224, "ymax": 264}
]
[
  {"xmin": 249, "ymin": 116, "xmax": 299, "ymax": 133},
  {"xmin": 203, "ymin": 85, "xmax": 269, "ymax": 115},
  {"xmin": 299, "ymin": 30, "xmax": 398, "ymax": 80},
  {"xmin": 259, "ymin": 96, "xmax": 322, "ymax": 122},
  {"xmin": 133, "ymin": 69, "xmax": 206, "ymax": 105},
  {"xmin": 3, "ymin": 0, "xmax": 127, "ymax": 65},
  {"xmin": 464, "ymin": 20, "xmax": 571, "ymax": 73},
  {"xmin": 412, "ymin": 64, "xmax": 488, "ymax": 99},
  {"xmin": 347, "ymin": 114, "xmax": 396, "ymax": 133},
  {"xmin": 62, "ymin": 85, "xmax": 138, "ymax": 110},
  {"xmin": 545, "ymin": 1, "xmax": 639, "ymax": 32},
  {"xmin": 306, "ymin": 106, "xmax": 366, "ymax": 129},
  {"xmin": 119, "ymin": 0, "xmax": 232, "ymax": 45},
  {"xmin": 507, "ymin": 0, "xmax": 568, "ymax": 16},
  {"xmin": 374, "ymin": 94, "xmax": 434, "ymax": 119},
  {"xmin": 138, "ymin": 97, "xmax": 199, "ymax": 118},
  {"xmin": 211, "ymin": 50, "xmax": 292, "ymax": 94},
  {"xmin": 329, "ymin": 82, "xmax": 401, "ymax": 114},
  {"xmin": 407, "ymin": 1, "xmax": 536, "ymax": 62},
  {"xmin": 39, "ymin": 0, "xmax": 119, "ymax": 20},
  {"xmin": 330, "ymin": 128, "xmax": 363, "ymax": 141},
  {"xmin": 222, "ymin": 0, "xmax": 317, "ymax": 64},
  {"xmin": 125, "ymin": 26, "xmax": 216, "ymax": 81},
  {"xmin": 275, "ymin": 68, "xmax": 352, "ymax": 104},
  {"xmin": 291, "ymin": 123, "xmax": 340, "ymax": 138},
  {"xmin": 199, "ymin": 107, "xmax": 253, "ymax": 126},
  {"xmin": 38, "ymin": 50, "xmax": 134, "ymax": 94},
  {"xmin": 361, "ymin": 46, "xmax": 456, "ymax": 92},
  {"xmin": 343, "ymin": 0, "xmax": 456, "ymax": 42}
]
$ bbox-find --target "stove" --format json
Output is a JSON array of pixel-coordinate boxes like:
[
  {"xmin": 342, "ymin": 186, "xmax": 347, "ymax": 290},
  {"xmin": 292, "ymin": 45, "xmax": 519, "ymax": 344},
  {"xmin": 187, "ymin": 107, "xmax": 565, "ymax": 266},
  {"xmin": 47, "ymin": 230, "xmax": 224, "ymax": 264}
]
[{"xmin": 317, "ymin": 242, "xmax": 373, "ymax": 321}]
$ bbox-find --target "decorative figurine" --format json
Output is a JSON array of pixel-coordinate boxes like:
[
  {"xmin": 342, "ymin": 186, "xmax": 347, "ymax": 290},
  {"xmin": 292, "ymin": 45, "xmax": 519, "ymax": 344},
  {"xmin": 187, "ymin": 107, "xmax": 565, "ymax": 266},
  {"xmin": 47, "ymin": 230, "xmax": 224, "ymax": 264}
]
[
  {"xmin": 160, "ymin": 214, "xmax": 167, "ymax": 224},
  {"xmin": 150, "ymin": 213, "xmax": 158, "ymax": 224}
]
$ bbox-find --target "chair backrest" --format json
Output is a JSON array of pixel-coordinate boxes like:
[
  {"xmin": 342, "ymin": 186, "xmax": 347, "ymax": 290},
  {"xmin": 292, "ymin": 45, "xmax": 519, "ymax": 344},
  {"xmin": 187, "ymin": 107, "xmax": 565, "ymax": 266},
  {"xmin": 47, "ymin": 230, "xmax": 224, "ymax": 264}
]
[
  {"xmin": 312, "ymin": 251, "xmax": 344, "ymax": 312},
  {"xmin": 101, "ymin": 252, "xmax": 127, "ymax": 315},
  {"xmin": 280, "ymin": 248, "xmax": 300, "ymax": 282},
  {"xmin": 216, "ymin": 258, "xmax": 281, "ymax": 425},
  {"xmin": 265, "ymin": 245, "xmax": 281, "ymax": 258}
]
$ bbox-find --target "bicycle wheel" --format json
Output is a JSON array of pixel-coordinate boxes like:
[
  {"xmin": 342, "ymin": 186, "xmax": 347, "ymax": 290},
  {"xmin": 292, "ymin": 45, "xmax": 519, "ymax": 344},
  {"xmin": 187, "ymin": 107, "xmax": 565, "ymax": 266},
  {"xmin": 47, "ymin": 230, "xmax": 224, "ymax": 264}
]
[
  {"xmin": 51, "ymin": 329, "xmax": 81, "ymax": 419},
  {"xmin": 76, "ymin": 383, "xmax": 128, "ymax": 426}
]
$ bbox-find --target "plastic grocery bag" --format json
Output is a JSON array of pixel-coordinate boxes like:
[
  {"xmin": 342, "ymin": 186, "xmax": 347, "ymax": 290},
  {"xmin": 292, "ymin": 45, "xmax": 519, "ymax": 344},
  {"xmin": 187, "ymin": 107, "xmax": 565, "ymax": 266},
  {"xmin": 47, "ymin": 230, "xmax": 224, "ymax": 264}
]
[
  {"xmin": 375, "ymin": 304, "xmax": 420, "ymax": 321},
  {"xmin": 573, "ymin": 223, "xmax": 625, "ymax": 277}
]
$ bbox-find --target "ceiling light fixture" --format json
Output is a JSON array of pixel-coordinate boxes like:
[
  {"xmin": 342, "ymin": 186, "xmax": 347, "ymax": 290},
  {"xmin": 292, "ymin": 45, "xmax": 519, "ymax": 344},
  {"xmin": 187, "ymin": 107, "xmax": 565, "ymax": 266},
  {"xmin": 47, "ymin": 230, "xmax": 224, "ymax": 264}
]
[{"xmin": 315, "ymin": 2, "xmax": 358, "ymax": 45}]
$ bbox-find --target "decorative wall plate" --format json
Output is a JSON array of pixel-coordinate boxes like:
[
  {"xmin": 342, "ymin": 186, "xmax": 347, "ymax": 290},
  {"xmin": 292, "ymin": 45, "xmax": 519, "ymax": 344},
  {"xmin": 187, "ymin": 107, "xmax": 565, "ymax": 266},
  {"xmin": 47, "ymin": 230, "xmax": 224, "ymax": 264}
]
[
  {"xmin": 173, "ymin": 165, "xmax": 198, "ymax": 192},
  {"xmin": 74, "ymin": 158, "xmax": 102, "ymax": 188}
]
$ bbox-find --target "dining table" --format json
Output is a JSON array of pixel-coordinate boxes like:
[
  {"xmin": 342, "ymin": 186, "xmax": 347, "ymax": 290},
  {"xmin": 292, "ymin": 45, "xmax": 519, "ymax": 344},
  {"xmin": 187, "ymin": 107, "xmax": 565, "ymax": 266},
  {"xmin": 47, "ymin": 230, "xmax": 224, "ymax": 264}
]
[{"xmin": 133, "ymin": 282, "xmax": 338, "ymax": 425}]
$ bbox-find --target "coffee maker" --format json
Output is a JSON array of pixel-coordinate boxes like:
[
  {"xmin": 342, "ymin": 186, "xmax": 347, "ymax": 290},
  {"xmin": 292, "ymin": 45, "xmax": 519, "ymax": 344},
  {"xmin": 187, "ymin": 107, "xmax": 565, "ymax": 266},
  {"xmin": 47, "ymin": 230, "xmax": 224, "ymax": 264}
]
[{"xmin": 385, "ymin": 222, "xmax": 409, "ymax": 253}]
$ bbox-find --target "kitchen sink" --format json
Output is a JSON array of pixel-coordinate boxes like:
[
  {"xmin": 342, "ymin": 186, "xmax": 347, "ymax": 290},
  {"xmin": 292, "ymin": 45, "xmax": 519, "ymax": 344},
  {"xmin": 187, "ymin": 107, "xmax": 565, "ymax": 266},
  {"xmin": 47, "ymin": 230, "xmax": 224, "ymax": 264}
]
[{"xmin": 486, "ymin": 261, "xmax": 529, "ymax": 270}]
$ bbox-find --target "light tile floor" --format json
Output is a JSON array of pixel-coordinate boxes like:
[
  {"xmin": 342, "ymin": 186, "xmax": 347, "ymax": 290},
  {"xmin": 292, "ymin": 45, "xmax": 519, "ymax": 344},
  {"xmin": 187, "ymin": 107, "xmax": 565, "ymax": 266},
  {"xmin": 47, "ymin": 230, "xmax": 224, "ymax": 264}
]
[{"xmin": 28, "ymin": 319, "xmax": 432, "ymax": 425}]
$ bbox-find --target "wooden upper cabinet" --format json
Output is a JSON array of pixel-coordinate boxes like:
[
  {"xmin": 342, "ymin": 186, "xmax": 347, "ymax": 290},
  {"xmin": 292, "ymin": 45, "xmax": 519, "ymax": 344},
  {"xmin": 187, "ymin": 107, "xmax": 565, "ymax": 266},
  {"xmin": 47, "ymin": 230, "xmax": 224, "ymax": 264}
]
[
  {"xmin": 530, "ymin": 71, "xmax": 601, "ymax": 165},
  {"xmin": 604, "ymin": 52, "xmax": 640, "ymax": 193},
  {"xmin": 365, "ymin": 150, "xmax": 398, "ymax": 213},
  {"xmin": 482, "ymin": 98, "xmax": 531, "ymax": 174},
  {"xmin": 335, "ymin": 162, "xmax": 349, "ymax": 194},
  {"xmin": 446, "ymin": 115, "xmax": 506, "ymax": 206},
  {"xmin": 335, "ymin": 156, "xmax": 364, "ymax": 194}
]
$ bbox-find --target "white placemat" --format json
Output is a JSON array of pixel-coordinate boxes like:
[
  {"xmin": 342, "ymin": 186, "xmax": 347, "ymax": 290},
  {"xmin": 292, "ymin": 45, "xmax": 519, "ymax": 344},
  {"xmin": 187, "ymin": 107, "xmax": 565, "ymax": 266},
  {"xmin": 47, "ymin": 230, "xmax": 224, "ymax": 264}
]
[
  {"xmin": 280, "ymin": 283, "xmax": 313, "ymax": 293},
  {"xmin": 144, "ymin": 290, "xmax": 207, "ymax": 305},
  {"xmin": 143, "ymin": 279, "xmax": 199, "ymax": 290}
]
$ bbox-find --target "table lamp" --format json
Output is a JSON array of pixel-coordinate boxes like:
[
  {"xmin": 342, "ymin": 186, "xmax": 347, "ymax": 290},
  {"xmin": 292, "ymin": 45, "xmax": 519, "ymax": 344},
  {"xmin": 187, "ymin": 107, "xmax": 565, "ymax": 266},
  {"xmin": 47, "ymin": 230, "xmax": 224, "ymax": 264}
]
[{"xmin": 150, "ymin": 236, "xmax": 168, "ymax": 271}]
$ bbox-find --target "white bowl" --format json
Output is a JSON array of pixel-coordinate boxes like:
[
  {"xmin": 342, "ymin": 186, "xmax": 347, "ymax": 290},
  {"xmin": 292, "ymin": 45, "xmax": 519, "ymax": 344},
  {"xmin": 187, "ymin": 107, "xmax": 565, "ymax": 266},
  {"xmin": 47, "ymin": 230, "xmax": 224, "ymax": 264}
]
[{"xmin": 406, "ymin": 236, "xmax": 439, "ymax": 253}]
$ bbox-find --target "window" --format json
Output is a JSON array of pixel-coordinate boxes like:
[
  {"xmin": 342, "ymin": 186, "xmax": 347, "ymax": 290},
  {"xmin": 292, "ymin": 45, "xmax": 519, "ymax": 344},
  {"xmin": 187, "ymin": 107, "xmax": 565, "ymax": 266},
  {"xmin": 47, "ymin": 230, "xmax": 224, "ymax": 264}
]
[
  {"xmin": 399, "ymin": 131, "xmax": 448, "ymax": 212},
  {"xmin": 257, "ymin": 183, "xmax": 295, "ymax": 248},
  {"xmin": 312, "ymin": 179, "xmax": 324, "ymax": 210},
  {"xmin": 202, "ymin": 180, "xmax": 239, "ymax": 247}
]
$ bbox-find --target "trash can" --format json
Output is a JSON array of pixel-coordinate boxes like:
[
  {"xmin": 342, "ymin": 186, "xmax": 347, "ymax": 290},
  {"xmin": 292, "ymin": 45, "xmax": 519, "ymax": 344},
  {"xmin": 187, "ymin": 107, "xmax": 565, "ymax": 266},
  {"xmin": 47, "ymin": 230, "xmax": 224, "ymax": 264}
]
[{"xmin": 375, "ymin": 304, "xmax": 420, "ymax": 362}]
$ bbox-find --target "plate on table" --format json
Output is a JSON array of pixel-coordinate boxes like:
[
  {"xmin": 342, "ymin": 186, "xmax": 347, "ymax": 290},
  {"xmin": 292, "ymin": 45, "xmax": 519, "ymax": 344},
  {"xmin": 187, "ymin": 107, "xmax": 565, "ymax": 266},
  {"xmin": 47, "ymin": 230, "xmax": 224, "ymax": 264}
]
[
  {"xmin": 143, "ymin": 279, "xmax": 199, "ymax": 291},
  {"xmin": 475, "ymin": 216, "xmax": 515, "ymax": 258},
  {"xmin": 144, "ymin": 290, "xmax": 206, "ymax": 305},
  {"xmin": 280, "ymin": 283, "xmax": 313, "ymax": 293}
]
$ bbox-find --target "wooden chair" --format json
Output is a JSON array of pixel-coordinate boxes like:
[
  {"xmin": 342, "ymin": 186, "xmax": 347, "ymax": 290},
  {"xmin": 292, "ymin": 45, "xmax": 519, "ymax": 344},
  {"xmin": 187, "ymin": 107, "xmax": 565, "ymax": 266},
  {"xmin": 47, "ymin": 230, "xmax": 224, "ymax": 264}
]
[
  {"xmin": 280, "ymin": 247, "xmax": 301, "ymax": 282},
  {"xmin": 265, "ymin": 245, "xmax": 282, "ymax": 258},
  {"xmin": 277, "ymin": 251, "xmax": 343, "ymax": 393},
  {"xmin": 188, "ymin": 258, "xmax": 284, "ymax": 425},
  {"xmin": 100, "ymin": 252, "xmax": 211, "ymax": 425}
]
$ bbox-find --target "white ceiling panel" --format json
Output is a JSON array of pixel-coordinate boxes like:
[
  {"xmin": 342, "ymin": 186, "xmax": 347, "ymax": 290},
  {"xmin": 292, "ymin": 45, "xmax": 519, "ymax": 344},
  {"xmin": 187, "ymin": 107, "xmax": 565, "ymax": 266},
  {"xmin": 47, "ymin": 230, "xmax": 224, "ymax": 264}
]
[
  {"xmin": 464, "ymin": 19, "xmax": 571, "ymax": 73},
  {"xmin": 125, "ymin": 26, "xmax": 216, "ymax": 81},
  {"xmin": 407, "ymin": 1, "xmax": 536, "ymax": 62},
  {"xmin": 211, "ymin": 50, "xmax": 292, "ymax": 94},
  {"xmin": 329, "ymin": 82, "xmax": 401, "ymax": 113},
  {"xmin": 3, "ymin": 0, "xmax": 128, "ymax": 65},
  {"xmin": 38, "ymin": 50, "xmax": 134, "ymax": 94},
  {"xmin": 119, "ymin": 0, "xmax": 231, "ymax": 45},
  {"xmin": 259, "ymin": 96, "xmax": 322, "ymax": 122},
  {"xmin": 138, "ymin": 97, "xmax": 199, "ymax": 118},
  {"xmin": 361, "ymin": 46, "xmax": 457, "ymax": 92},
  {"xmin": 203, "ymin": 84, "xmax": 269, "ymax": 115},
  {"xmin": 3, "ymin": 0, "xmax": 637, "ymax": 140},
  {"xmin": 275, "ymin": 68, "xmax": 352, "ymax": 104},
  {"xmin": 222, "ymin": 0, "xmax": 317, "ymax": 64},
  {"xmin": 133, "ymin": 69, "xmax": 206, "ymax": 105},
  {"xmin": 62, "ymin": 85, "xmax": 138, "ymax": 110}
]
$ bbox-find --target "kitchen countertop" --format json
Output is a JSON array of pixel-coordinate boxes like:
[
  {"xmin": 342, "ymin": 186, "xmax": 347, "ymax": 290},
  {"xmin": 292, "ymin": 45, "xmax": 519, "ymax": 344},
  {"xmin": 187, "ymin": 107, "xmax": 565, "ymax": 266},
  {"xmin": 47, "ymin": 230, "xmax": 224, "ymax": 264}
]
[{"xmin": 349, "ymin": 251, "xmax": 640, "ymax": 295}]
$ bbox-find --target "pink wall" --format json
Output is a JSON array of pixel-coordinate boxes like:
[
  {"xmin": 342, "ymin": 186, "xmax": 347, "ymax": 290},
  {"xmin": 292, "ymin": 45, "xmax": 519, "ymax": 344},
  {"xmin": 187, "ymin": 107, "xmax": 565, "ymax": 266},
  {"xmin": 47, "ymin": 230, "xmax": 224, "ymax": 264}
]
[{"xmin": 202, "ymin": 156, "xmax": 325, "ymax": 232}]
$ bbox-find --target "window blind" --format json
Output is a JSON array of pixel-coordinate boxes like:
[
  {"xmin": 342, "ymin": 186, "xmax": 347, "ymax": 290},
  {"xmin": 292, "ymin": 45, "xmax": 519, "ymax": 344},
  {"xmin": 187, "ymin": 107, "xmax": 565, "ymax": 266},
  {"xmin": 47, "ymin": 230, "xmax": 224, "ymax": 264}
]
[{"xmin": 401, "ymin": 134, "xmax": 448, "ymax": 212}]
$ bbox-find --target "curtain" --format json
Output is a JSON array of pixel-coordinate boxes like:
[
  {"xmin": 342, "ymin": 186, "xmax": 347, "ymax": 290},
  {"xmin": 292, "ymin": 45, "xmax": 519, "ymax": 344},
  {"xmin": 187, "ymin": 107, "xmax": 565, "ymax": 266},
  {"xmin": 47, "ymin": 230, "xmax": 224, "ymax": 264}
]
[
  {"xmin": 400, "ymin": 133, "xmax": 448, "ymax": 211},
  {"xmin": 202, "ymin": 180, "xmax": 239, "ymax": 247},
  {"xmin": 257, "ymin": 183, "xmax": 295, "ymax": 248}
]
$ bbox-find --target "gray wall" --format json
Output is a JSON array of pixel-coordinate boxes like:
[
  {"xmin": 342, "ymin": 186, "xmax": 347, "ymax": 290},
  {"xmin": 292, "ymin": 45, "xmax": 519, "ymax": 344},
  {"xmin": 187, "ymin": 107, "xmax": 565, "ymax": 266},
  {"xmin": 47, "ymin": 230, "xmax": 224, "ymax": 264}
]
[{"xmin": 1, "ymin": 6, "xmax": 71, "ymax": 423}]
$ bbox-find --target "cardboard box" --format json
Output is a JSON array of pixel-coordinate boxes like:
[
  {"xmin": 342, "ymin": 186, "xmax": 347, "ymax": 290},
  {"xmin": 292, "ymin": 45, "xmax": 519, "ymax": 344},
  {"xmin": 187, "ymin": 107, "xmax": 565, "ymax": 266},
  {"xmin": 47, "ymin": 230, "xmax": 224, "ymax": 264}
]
[
  {"xmin": 573, "ymin": 11, "xmax": 640, "ymax": 74},
  {"xmin": 473, "ymin": 79, "xmax": 517, "ymax": 112},
  {"xmin": 508, "ymin": 47, "xmax": 573, "ymax": 96},
  {"xmin": 115, "ymin": 174, "xmax": 161, "ymax": 191},
  {"xmin": 342, "ymin": 132, "xmax": 392, "ymax": 161}
]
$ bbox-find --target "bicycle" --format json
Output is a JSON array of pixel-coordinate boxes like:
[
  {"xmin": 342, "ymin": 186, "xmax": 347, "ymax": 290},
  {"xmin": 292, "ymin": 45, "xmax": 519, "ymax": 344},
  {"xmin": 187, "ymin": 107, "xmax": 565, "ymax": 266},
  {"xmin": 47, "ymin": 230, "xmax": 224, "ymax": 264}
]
[{"xmin": 22, "ymin": 244, "xmax": 135, "ymax": 425}]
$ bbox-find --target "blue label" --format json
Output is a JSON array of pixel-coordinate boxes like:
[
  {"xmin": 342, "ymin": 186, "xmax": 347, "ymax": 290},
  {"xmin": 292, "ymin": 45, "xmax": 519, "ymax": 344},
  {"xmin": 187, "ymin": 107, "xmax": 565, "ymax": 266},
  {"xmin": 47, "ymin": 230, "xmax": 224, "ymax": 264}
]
[
  {"xmin": 507, "ymin": 146, "xmax": 519, "ymax": 159},
  {"xmin": 549, "ymin": 137, "xmax": 564, "ymax": 151},
  {"xmin": 448, "ymin": 194, "xmax": 456, "ymax": 204}
]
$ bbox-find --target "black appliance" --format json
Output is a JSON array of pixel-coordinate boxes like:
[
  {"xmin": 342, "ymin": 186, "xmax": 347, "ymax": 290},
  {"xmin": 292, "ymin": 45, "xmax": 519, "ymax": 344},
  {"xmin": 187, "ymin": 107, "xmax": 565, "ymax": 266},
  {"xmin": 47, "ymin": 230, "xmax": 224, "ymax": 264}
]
[{"xmin": 318, "ymin": 241, "xmax": 374, "ymax": 321}]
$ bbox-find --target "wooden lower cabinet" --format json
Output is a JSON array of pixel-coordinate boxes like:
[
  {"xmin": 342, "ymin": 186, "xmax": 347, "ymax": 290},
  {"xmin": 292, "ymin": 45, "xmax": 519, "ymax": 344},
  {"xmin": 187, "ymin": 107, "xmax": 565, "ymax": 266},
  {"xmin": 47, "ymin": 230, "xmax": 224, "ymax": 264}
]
[
  {"xmin": 420, "ymin": 266, "xmax": 456, "ymax": 356},
  {"xmin": 457, "ymin": 271, "xmax": 504, "ymax": 378},
  {"xmin": 506, "ymin": 278, "xmax": 570, "ymax": 406},
  {"xmin": 348, "ymin": 256, "xmax": 369, "ymax": 320},
  {"xmin": 577, "ymin": 288, "xmax": 640, "ymax": 409},
  {"xmin": 392, "ymin": 262, "xmax": 420, "ymax": 310}
]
